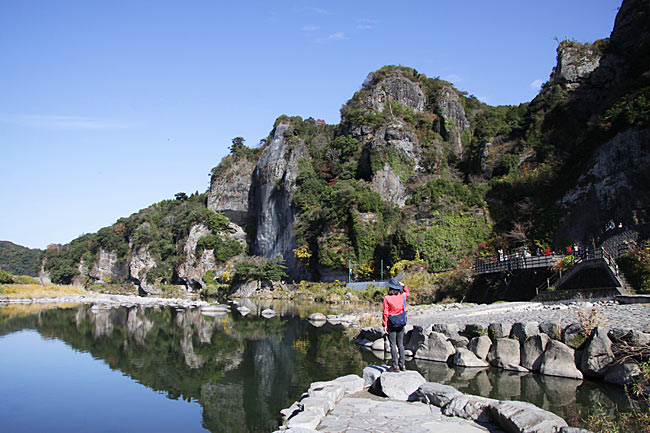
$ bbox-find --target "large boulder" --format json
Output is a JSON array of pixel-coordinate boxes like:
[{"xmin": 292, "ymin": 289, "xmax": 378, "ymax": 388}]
[
  {"xmin": 580, "ymin": 327, "xmax": 614, "ymax": 378},
  {"xmin": 416, "ymin": 382, "xmax": 462, "ymax": 407},
  {"xmin": 468, "ymin": 335, "xmax": 492, "ymax": 360},
  {"xmin": 432, "ymin": 323, "xmax": 459, "ymax": 337},
  {"xmin": 489, "ymin": 322, "xmax": 512, "ymax": 341},
  {"xmin": 563, "ymin": 323, "xmax": 587, "ymax": 349},
  {"xmin": 379, "ymin": 370, "xmax": 426, "ymax": 401},
  {"xmin": 540, "ymin": 321, "xmax": 563, "ymax": 341},
  {"xmin": 487, "ymin": 338, "xmax": 521, "ymax": 369},
  {"xmin": 490, "ymin": 400, "xmax": 568, "ymax": 433},
  {"xmin": 539, "ymin": 340, "xmax": 583, "ymax": 380},
  {"xmin": 521, "ymin": 334, "xmax": 550, "ymax": 372},
  {"xmin": 452, "ymin": 348, "xmax": 489, "ymax": 368},
  {"xmin": 604, "ymin": 362, "xmax": 641, "ymax": 386},
  {"xmin": 371, "ymin": 338, "xmax": 385, "ymax": 352},
  {"xmin": 405, "ymin": 325, "xmax": 427, "ymax": 353},
  {"xmin": 362, "ymin": 365, "xmax": 389, "ymax": 387},
  {"xmin": 464, "ymin": 323, "xmax": 488, "ymax": 338},
  {"xmin": 449, "ymin": 335, "xmax": 470, "ymax": 349},
  {"xmin": 510, "ymin": 322, "xmax": 540, "ymax": 342},
  {"xmin": 414, "ymin": 331, "xmax": 456, "ymax": 362},
  {"xmin": 442, "ymin": 394, "xmax": 498, "ymax": 423},
  {"xmin": 608, "ymin": 328, "xmax": 650, "ymax": 347}
]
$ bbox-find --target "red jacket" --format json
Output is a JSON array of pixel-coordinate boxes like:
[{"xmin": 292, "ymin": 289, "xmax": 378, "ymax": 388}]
[{"xmin": 382, "ymin": 286, "xmax": 410, "ymax": 327}]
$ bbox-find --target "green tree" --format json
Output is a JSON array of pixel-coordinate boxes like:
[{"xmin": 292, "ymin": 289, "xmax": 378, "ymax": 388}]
[{"xmin": 229, "ymin": 137, "xmax": 246, "ymax": 154}]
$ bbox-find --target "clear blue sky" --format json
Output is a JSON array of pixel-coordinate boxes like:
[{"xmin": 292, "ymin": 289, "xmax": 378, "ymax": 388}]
[{"xmin": 1, "ymin": 0, "xmax": 622, "ymax": 250}]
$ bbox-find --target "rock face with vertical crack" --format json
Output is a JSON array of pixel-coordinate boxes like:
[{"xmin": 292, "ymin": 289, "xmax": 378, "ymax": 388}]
[{"xmin": 251, "ymin": 123, "xmax": 308, "ymax": 281}]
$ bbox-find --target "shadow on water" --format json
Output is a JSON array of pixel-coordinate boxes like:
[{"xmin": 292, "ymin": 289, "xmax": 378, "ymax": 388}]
[{"xmin": 0, "ymin": 301, "xmax": 633, "ymax": 432}]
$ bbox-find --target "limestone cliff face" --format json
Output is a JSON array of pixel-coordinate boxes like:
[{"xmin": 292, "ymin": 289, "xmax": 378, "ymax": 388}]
[
  {"xmin": 361, "ymin": 73, "xmax": 426, "ymax": 113},
  {"xmin": 89, "ymin": 249, "xmax": 128, "ymax": 283},
  {"xmin": 251, "ymin": 123, "xmax": 308, "ymax": 280},
  {"xmin": 206, "ymin": 156, "xmax": 256, "ymax": 227},
  {"xmin": 128, "ymin": 246, "xmax": 157, "ymax": 294},
  {"xmin": 557, "ymin": 127, "xmax": 650, "ymax": 242},
  {"xmin": 553, "ymin": 45, "xmax": 603, "ymax": 91},
  {"xmin": 37, "ymin": 262, "xmax": 51, "ymax": 285},
  {"xmin": 551, "ymin": 0, "xmax": 650, "ymax": 243},
  {"xmin": 177, "ymin": 224, "xmax": 217, "ymax": 290},
  {"xmin": 436, "ymin": 85, "xmax": 470, "ymax": 155},
  {"xmin": 361, "ymin": 119, "xmax": 422, "ymax": 206}
]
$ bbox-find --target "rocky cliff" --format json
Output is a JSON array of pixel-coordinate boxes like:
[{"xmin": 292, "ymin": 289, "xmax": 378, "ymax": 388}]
[
  {"xmin": 38, "ymin": 0, "xmax": 650, "ymax": 291},
  {"xmin": 250, "ymin": 123, "xmax": 308, "ymax": 280}
]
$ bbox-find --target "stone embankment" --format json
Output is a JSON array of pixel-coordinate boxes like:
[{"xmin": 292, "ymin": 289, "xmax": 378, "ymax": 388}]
[
  {"xmin": 276, "ymin": 368, "xmax": 589, "ymax": 433},
  {"xmin": 355, "ymin": 300, "xmax": 650, "ymax": 388}
]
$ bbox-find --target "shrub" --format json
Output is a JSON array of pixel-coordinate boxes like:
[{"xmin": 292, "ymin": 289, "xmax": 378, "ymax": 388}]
[
  {"xmin": 195, "ymin": 235, "xmax": 242, "ymax": 262},
  {"xmin": 0, "ymin": 269, "xmax": 14, "ymax": 284},
  {"xmin": 617, "ymin": 241, "xmax": 650, "ymax": 294},
  {"xmin": 12, "ymin": 275, "xmax": 39, "ymax": 285}
]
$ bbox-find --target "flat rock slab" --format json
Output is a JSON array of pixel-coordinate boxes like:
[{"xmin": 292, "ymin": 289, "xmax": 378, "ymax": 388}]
[{"xmin": 317, "ymin": 397, "xmax": 500, "ymax": 433}]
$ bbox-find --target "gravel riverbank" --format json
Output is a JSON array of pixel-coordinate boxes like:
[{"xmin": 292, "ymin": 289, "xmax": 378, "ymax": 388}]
[{"xmin": 405, "ymin": 299, "xmax": 650, "ymax": 333}]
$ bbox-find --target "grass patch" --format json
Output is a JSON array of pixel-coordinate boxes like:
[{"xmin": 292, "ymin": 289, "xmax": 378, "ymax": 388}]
[{"xmin": 0, "ymin": 283, "xmax": 87, "ymax": 298}]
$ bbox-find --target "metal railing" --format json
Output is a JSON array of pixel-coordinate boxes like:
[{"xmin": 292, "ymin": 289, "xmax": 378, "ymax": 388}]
[{"xmin": 473, "ymin": 254, "xmax": 564, "ymax": 275}]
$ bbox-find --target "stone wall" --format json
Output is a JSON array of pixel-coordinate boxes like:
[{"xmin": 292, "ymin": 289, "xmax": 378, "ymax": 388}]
[{"xmin": 356, "ymin": 320, "xmax": 649, "ymax": 387}]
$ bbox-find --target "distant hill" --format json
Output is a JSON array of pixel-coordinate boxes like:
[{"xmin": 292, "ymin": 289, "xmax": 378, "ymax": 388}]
[{"xmin": 0, "ymin": 241, "xmax": 43, "ymax": 276}]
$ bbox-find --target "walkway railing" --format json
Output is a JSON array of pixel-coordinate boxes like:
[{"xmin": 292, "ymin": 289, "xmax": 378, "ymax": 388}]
[{"xmin": 473, "ymin": 254, "xmax": 564, "ymax": 275}]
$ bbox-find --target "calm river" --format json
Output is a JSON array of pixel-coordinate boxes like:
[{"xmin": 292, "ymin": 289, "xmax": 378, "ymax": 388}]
[{"xmin": 0, "ymin": 302, "xmax": 630, "ymax": 432}]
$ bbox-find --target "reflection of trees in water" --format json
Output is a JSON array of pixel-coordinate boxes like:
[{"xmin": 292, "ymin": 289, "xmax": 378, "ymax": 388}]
[{"xmin": 0, "ymin": 305, "xmax": 367, "ymax": 433}]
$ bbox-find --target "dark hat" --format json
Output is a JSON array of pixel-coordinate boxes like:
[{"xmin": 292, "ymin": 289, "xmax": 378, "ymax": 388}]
[{"xmin": 387, "ymin": 277, "xmax": 402, "ymax": 290}]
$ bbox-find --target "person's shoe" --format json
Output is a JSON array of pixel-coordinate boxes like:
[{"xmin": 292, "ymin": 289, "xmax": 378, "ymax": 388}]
[
  {"xmin": 399, "ymin": 365, "xmax": 406, "ymax": 371},
  {"xmin": 388, "ymin": 366, "xmax": 399, "ymax": 372}
]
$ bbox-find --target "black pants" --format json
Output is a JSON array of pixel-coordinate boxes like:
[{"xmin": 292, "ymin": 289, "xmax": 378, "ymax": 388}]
[{"xmin": 387, "ymin": 325, "xmax": 405, "ymax": 368}]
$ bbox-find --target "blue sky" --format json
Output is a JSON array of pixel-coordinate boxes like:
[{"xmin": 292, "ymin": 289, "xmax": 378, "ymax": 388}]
[{"xmin": 1, "ymin": 0, "xmax": 622, "ymax": 249}]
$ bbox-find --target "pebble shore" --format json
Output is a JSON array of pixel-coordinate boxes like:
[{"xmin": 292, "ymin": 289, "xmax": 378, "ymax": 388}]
[
  {"xmin": 0, "ymin": 293, "xmax": 210, "ymax": 309},
  {"xmin": 405, "ymin": 300, "xmax": 650, "ymax": 333}
]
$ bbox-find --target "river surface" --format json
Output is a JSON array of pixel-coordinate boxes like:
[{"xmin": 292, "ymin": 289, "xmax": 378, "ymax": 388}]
[{"xmin": 0, "ymin": 301, "xmax": 631, "ymax": 432}]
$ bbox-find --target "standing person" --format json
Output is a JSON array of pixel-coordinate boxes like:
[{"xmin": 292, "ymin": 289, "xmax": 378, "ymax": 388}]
[{"xmin": 383, "ymin": 277, "xmax": 410, "ymax": 372}]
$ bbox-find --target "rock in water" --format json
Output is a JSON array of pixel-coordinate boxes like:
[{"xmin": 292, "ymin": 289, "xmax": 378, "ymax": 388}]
[
  {"xmin": 468, "ymin": 335, "xmax": 492, "ymax": 360},
  {"xmin": 521, "ymin": 334, "xmax": 550, "ymax": 371},
  {"xmin": 580, "ymin": 326, "xmax": 614, "ymax": 378},
  {"xmin": 487, "ymin": 338, "xmax": 521, "ymax": 369},
  {"xmin": 452, "ymin": 348, "xmax": 489, "ymax": 368},
  {"xmin": 539, "ymin": 340, "xmax": 583, "ymax": 380},
  {"xmin": 414, "ymin": 331, "xmax": 455, "ymax": 362}
]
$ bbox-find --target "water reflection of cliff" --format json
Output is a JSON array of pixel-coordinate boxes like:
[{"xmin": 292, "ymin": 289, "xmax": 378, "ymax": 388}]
[
  {"xmin": 1, "ymin": 304, "xmax": 365, "ymax": 433},
  {"xmin": 0, "ymin": 304, "xmax": 633, "ymax": 431}
]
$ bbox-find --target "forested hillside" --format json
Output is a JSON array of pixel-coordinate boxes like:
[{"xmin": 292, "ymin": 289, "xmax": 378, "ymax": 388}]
[{"xmin": 0, "ymin": 241, "xmax": 42, "ymax": 276}]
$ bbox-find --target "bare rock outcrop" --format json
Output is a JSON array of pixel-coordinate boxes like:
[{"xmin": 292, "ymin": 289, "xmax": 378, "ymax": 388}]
[
  {"xmin": 207, "ymin": 155, "xmax": 256, "ymax": 227},
  {"xmin": 177, "ymin": 223, "xmax": 217, "ymax": 291},
  {"xmin": 89, "ymin": 249, "xmax": 128, "ymax": 283},
  {"xmin": 128, "ymin": 245, "xmax": 158, "ymax": 294},
  {"xmin": 251, "ymin": 123, "xmax": 308, "ymax": 281},
  {"xmin": 362, "ymin": 73, "xmax": 426, "ymax": 113}
]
